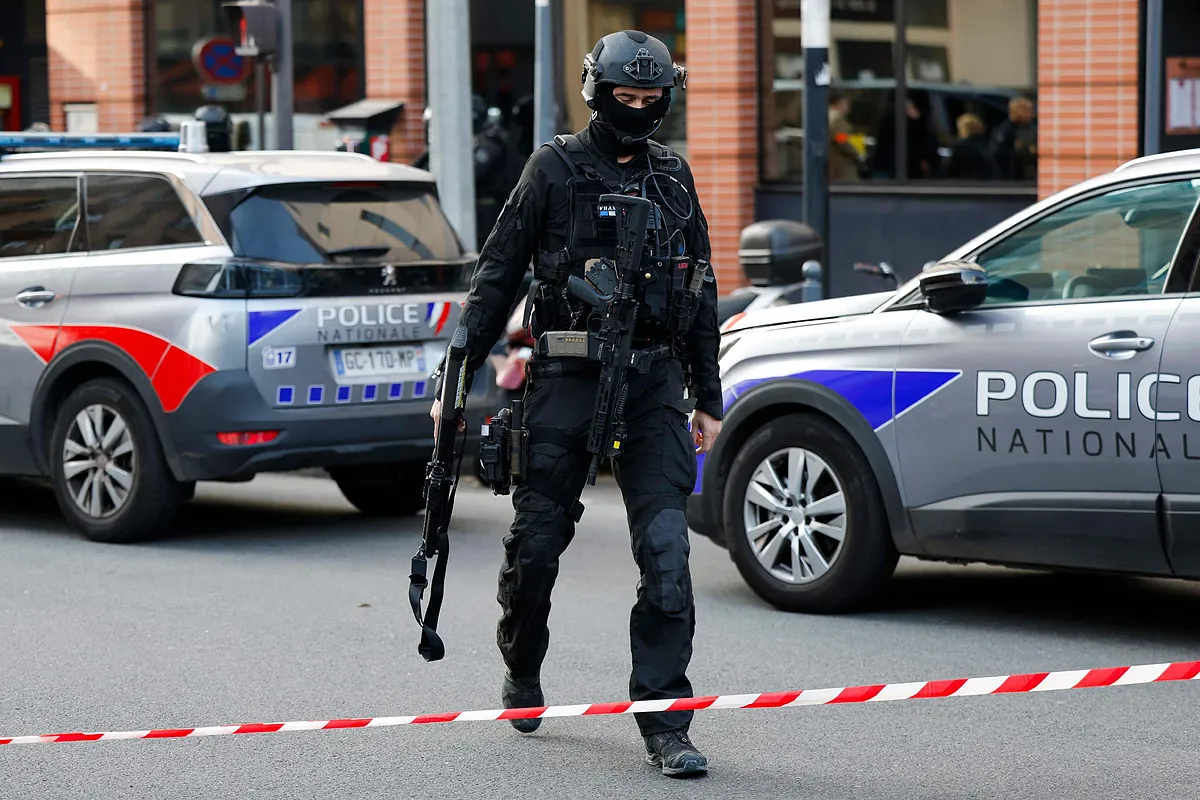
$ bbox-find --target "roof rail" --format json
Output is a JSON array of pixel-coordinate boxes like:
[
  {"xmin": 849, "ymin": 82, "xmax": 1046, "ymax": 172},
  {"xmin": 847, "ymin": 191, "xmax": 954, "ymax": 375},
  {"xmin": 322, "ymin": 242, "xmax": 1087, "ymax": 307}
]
[
  {"xmin": 1115, "ymin": 148, "xmax": 1200, "ymax": 172},
  {"xmin": 2, "ymin": 150, "xmax": 208, "ymax": 163}
]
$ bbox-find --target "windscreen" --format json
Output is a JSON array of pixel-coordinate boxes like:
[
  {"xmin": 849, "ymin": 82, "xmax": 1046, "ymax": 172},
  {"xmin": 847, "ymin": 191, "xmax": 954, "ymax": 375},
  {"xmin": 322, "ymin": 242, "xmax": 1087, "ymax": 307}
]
[{"xmin": 211, "ymin": 181, "xmax": 473, "ymax": 294}]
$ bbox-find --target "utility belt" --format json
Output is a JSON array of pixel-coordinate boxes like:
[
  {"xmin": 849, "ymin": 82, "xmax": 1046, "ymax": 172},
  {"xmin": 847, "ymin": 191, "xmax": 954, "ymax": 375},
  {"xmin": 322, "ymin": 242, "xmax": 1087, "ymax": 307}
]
[
  {"xmin": 531, "ymin": 330, "xmax": 674, "ymax": 372},
  {"xmin": 478, "ymin": 333, "xmax": 674, "ymax": 522}
]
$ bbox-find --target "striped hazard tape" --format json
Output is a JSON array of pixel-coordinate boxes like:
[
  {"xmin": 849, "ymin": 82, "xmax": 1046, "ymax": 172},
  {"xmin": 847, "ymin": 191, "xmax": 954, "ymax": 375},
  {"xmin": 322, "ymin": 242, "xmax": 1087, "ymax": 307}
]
[{"xmin": 3, "ymin": 660, "xmax": 1197, "ymax": 746}]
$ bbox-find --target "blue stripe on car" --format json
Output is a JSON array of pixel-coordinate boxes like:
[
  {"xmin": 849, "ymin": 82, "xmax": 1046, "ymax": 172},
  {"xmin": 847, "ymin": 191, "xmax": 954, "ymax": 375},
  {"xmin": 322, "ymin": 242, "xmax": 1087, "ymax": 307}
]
[
  {"xmin": 694, "ymin": 369, "xmax": 961, "ymax": 495},
  {"xmin": 248, "ymin": 309, "xmax": 302, "ymax": 346}
]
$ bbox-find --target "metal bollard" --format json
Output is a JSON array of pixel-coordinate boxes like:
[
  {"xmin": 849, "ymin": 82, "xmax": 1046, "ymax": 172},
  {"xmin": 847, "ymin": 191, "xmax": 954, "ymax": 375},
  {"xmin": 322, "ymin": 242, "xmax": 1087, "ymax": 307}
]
[{"xmin": 800, "ymin": 260, "xmax": 823, "ymax": 303}]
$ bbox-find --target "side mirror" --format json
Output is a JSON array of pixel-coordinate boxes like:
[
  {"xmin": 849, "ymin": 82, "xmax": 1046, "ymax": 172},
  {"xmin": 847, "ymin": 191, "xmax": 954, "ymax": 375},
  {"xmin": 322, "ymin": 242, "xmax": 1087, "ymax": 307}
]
[{"xmin": 918, "ymin": 260, "xmax": 987, "ymax": 314}]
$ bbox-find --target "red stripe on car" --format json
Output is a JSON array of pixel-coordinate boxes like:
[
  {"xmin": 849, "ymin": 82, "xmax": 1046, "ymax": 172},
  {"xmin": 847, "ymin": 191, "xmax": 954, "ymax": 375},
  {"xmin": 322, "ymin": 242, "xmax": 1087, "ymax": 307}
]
[
  {"xmin": 11, "ymin": 324, "xmax": 216, "ymax": 413},
  {"xmin": 435, "ymin": 303, "xmax": 452, "ymax": 335}
]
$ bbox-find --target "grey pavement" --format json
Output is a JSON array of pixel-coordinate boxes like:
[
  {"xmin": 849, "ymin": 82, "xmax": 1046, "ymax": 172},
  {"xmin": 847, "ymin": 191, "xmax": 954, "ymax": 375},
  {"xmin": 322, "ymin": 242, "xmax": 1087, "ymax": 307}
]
[{"xmin": 2, "ymin": 473, "xmax": 1199, "ymax": 799}]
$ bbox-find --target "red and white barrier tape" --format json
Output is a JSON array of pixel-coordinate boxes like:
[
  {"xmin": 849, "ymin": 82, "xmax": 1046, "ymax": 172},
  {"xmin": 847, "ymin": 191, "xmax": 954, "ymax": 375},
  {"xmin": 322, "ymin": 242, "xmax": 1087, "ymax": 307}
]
[{"xmin": 3, "ymin": 660, "xmax": 1197, "ymax": 746}]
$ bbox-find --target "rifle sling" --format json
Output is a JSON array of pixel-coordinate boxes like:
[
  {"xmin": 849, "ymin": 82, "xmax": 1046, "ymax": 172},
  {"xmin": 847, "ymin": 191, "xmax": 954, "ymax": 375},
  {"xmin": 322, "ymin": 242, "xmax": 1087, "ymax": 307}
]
[{"xmin": 408, "ymin": 422, "xmax": 468, "ymax": 662}]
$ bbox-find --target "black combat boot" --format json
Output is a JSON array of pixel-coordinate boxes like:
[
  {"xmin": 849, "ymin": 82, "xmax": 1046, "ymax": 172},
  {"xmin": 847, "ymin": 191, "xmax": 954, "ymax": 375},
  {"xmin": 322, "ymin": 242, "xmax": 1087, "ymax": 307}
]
[
  {"xmin": 501, "ymin": 672, "xmax": 544, "ymax": 733},
  {"xmin": 644, "ymin": 729, "xmax": 709, "ymax": 777}
]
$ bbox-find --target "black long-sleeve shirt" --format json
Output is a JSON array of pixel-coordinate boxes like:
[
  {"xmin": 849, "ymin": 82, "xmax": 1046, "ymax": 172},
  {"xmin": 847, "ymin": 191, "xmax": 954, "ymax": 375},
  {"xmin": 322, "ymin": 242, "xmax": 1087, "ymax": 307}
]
[{"xmin": 456, "ymin": 124, "xmax": 724, "ymax": 419}]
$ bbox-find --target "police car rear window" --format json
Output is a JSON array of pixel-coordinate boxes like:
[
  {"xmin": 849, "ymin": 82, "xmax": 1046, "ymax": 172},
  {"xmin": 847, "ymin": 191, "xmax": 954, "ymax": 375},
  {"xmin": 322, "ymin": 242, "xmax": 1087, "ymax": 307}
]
[{"xmin": 219, "ymin": 182, "xmax": 465, "ymax": 266}]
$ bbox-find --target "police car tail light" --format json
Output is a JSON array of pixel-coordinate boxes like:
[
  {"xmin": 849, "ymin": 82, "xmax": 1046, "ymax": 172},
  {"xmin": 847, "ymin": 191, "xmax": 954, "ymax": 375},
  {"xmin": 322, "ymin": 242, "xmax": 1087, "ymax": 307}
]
[
  {"xmin": 217, "ymin": 430, "xmax": 280, "ymax": 446},
  {"xmin": 172, "ymin": 258, "xmax": 304, "ymax": 299}
]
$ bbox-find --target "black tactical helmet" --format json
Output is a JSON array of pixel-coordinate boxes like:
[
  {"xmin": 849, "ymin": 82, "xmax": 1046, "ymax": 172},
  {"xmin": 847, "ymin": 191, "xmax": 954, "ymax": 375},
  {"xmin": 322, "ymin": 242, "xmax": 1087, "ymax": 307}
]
[
  {"xmin": 581, "ymin": 30, "xmax": 687, "ymax": 111},
  {"xmin": 194, "ymin": 105, "xmax": 233, "ymax": 152},
  {"xmin": 139, "ymin": 116, "xmax": 172, "ymax": 133}
]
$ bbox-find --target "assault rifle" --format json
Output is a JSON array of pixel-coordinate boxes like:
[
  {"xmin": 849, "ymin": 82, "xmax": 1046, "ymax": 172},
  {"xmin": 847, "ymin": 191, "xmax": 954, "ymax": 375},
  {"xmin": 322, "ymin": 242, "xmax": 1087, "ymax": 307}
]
[
  {"xmin": 562, "ymin": 193, "xmax": 654, "ymax": 485},
  {"xmin": 408, "ymin": 324, "xmax": 469, "ymax": 662}
]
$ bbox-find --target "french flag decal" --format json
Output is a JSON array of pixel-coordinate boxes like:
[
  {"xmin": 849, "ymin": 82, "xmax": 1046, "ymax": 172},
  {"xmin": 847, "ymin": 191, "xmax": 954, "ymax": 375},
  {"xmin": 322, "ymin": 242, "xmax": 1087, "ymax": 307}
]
[{"xmin": 425, "ymin": 302, "xmax": 451, "ymax": 335}]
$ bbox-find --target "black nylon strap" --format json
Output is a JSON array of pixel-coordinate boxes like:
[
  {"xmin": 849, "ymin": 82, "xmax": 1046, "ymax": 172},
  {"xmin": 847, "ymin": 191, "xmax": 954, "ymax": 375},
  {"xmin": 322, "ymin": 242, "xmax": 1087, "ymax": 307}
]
[
  {"xmin": 408, "ymin": 529, "xmax": 448, "ymax": 661},
  {"xmin": 407, "ymin": 422, "xmax": 468, "ymax": 662},
  {"xmin": 550, "ymin": 134, "xmax": 625, "ymax": 191}
]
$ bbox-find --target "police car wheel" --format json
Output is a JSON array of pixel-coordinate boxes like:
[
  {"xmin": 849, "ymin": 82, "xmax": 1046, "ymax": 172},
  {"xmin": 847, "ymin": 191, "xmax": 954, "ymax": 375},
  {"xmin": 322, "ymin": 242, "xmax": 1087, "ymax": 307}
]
[
  {"xmin": 49, "ymin": 378, "xmax": 188, "ymax": 544},
  {"xmin": 723, "ymin": 413, "xmax": 897, "ymax": 613},
  {"xmin": 330, "ymin": 464, "xmax": 427, "ymax": 516}
]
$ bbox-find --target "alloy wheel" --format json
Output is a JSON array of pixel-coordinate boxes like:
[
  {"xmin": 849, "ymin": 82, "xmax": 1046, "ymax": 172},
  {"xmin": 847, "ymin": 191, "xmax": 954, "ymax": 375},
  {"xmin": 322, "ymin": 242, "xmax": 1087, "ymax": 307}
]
[
  {"xmin": 62, "ymin": 404, "xmax": 136, "ymax": 519},
  {"xmin": 741, "ymin": 447, "xmax": 847, "ymax": 584}
]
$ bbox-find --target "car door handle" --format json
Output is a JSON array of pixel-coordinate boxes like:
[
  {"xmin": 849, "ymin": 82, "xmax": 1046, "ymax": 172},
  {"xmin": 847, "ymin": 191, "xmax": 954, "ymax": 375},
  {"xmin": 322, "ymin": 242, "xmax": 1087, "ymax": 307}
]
[
  {"xmin": 15, "ymin": 287, "xmax": 57, "ymax": 308},
  {"xmin": 1088, "ymin": 330, "xmax": 1154, "ymax": 359}
]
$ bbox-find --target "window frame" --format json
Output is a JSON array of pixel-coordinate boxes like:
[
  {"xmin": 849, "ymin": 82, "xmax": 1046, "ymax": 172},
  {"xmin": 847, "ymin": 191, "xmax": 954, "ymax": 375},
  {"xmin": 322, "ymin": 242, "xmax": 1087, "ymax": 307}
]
[
  {"xmin": 884, "ymin": 171, "xmax": 1200, "ymax": 311},
  {"xmin": 80, "ymin": 170, "xmax": 223, "ymax": 255},
  {"xmin": 0, "ymin": 171, "xmax": 85, "ymax": 262}
]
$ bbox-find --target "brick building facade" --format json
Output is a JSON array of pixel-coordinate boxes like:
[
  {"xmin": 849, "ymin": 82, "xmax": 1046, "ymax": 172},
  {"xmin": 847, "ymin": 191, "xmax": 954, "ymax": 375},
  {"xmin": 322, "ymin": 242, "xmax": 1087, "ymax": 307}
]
[
  {"xmin": 1037, "ymin": 0, "xmax": 1141, "ymax": 199},
  {"xmin": 35, "ymin": 0, "xmax": 1154, "ymax": 294}
]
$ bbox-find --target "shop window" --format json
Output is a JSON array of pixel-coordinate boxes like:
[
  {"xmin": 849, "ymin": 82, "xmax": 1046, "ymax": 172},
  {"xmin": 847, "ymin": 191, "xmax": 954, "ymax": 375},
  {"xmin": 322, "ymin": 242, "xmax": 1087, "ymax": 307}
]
[
  {"xmin": 759, "ymin": 0, "xmax": 1037, "ymax": 185},
  {"xmin": 151, "ymin": 0, "xmax": 363, "ymax": 117}
]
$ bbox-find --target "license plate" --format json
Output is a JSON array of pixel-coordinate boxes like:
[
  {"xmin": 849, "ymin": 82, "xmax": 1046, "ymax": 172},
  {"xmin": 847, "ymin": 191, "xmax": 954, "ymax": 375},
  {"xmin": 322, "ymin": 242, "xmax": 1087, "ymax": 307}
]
[{"xmin": 330, "ymin": 345, "xmax": 426, "ymax": 384}]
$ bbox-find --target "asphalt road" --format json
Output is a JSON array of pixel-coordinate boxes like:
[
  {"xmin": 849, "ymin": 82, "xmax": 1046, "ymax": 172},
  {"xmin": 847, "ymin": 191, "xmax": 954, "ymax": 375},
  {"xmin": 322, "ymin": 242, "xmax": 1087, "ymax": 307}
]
[{"xmin": 2, "ymin": 473, "xmax": 1200, "ymax": 799}]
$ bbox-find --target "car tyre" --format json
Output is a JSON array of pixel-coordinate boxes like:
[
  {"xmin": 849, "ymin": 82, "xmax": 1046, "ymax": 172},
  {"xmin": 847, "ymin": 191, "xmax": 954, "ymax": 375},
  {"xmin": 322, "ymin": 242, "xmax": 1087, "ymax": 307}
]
[
  {"xmin": 49, "ymin": 378, "xmax": 188, "ymax": 544},
  {"xmin": 723, "ymin": 413, "xmax": 898, "ymax": 613},
  {"xmin": 331, "ymin": 463, "xmax": 427, "ymax": 516}
]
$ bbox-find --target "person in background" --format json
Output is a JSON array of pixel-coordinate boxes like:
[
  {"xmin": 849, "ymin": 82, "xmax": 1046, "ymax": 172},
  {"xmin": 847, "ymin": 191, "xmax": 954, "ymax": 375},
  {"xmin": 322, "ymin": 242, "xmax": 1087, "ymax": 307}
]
[
  {"xmin": 946, "ymin": 113, "xmax": 999, "ymax": 180},
  {"xmin": 828, "ymin": 91, "xmax": 863, "ymax": 181},
  {"xmin": 990, "ymin": 96, "xmax": 1037, "ymax": 181},
  {"xmin": 870, "ymin": 95, "xmax": 940, "ymax": 179}
]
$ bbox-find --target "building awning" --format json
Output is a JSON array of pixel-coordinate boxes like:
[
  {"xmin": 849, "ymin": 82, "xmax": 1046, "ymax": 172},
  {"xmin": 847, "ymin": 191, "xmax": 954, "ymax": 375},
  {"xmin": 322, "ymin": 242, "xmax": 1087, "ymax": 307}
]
[{"xmin": 324, "ymin": 99, "xmax": 406, "ymax": 128}]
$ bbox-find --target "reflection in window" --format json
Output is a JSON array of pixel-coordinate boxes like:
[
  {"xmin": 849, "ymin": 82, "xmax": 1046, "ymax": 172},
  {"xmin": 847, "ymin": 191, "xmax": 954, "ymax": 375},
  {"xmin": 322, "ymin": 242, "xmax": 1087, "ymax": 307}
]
[
  {"xmin": 759, "ymin": 0, "xmax": 1038, "ymax": 184},
  {"xmin": 0, "ymin": 177, "xmax": 78, "ymax": 258},
  {"xmin": 225, "ymin": 183, "xmax": 464, "ymax": 265},
  {"xmin": 152, "ymin": 0, "xmax": 363, "ymax": 116},
  {"xmin": 974, "ymin": 179, "xmax": 1200, "ymax": 303},
  {"xmin": 86, "ymin": 175, "xmax": 203, "ymax": 250}
]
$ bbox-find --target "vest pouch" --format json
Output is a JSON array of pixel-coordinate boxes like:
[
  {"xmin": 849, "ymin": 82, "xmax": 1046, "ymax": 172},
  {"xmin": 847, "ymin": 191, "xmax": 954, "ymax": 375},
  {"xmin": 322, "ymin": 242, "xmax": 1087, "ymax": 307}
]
[
  {"xmin": 530, "ymin": 279, "xmax": 560, "ymax": 339},
  {"xmin": 667, "ymin": 256, "xmax": 703, "ymax": 333}
]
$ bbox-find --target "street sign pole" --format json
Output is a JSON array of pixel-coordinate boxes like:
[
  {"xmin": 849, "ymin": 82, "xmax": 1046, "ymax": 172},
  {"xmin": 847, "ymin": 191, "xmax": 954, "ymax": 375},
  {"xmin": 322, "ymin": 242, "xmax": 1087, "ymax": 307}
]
[
  {"xmin": 533, "ymin": 0, "xmax": 556, "ymax": 148},
  {"xmin": 271, "ymin": 0, "xmax": 294, "ymax": 150},
  {"xmin": 1144, "ymin": 0, "xmax": 1164, "ymax": 155},
  {"xmin": 801, "ymin": 0, "xmax": 831, "ymax": 295},
  {"xmin": 255, "ymin": 61, "xmax": 267, "ymax": 149}
]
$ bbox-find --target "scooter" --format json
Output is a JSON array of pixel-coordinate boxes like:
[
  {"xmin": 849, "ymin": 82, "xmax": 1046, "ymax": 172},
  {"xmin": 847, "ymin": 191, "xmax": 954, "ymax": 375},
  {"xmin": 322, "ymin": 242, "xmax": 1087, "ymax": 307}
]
[{"xmin": 852, "ymin": 260, "xmax": 900, "ymax": 286}]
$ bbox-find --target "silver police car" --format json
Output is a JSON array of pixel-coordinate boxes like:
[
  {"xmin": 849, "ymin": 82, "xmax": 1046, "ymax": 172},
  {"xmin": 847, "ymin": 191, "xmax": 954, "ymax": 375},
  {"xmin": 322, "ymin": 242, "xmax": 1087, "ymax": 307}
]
[
  {"xmin": 689, "ymin": 148, "xmax": 1200, "ymax": 613},
  {"xmin": 0, "ymin": 145, "xmax": 496, "ymax": 543}
]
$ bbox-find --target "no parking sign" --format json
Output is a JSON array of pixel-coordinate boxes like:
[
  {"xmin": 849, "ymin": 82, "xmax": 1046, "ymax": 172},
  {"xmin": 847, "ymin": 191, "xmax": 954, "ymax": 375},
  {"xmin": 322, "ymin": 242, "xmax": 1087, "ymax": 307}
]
[{"xmin": 192, "ymin": 36, "xmax": 250, "ymax": 86}]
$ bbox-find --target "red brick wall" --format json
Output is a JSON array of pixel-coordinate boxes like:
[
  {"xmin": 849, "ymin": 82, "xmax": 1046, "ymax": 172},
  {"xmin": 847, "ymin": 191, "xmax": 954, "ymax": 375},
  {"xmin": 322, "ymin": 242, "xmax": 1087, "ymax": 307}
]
[
  {"xmin": 1037, "ymin": 0, "xmax": 1141, "ymax": 199},
  {"xmin": 685, "ymin": 0, "xmax": 758, "ymax": 293},
  {"xmin": 363, "ymin": 0, "xmax": 426, "ymax": 164},
  {"xmin": 46, "ymin": 0, "xmax": 146, "ymax": 132}
]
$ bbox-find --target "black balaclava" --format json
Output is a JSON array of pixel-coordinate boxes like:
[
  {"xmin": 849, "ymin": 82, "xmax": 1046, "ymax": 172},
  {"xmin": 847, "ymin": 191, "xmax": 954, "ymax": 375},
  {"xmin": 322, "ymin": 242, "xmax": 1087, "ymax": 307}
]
[{"xmin": 589, "ymin": 85, "xmax": 669, "ymax": 158}]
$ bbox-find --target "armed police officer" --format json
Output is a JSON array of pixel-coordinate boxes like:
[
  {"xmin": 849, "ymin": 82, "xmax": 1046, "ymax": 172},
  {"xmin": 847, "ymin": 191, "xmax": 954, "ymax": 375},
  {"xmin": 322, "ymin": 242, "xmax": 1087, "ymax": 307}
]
[{"xmin": 431, "ymin": 30, "xmax": 723, "ymax": 777}]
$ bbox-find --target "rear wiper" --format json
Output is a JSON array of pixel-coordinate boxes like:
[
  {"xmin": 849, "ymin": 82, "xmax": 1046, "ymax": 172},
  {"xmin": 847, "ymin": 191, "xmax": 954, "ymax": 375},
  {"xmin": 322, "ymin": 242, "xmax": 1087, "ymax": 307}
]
[{"xmin": 325, "ymin": 245, "xmax": 392, "ymax": 260}]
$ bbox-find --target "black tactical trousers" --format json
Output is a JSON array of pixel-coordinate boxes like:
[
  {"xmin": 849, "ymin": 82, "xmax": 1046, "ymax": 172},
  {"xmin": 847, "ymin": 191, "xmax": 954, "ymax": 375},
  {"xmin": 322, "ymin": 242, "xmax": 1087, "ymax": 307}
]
[{"xmin": 496, "ymin": 356, "xmax": 699, "ymax": 737}]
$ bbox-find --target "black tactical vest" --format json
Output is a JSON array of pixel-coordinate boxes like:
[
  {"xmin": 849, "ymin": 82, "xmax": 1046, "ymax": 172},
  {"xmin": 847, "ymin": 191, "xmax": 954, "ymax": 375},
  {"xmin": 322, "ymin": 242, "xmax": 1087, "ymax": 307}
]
[{"xmin": 529, "ymin": 134, "xmax": 707, "ymax": 345}]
